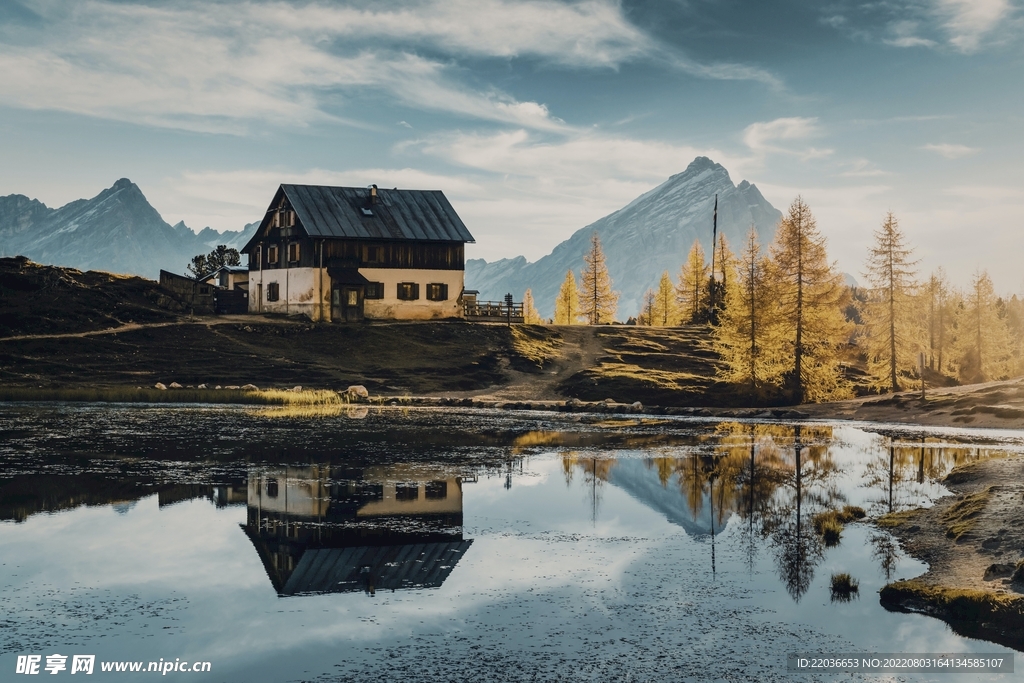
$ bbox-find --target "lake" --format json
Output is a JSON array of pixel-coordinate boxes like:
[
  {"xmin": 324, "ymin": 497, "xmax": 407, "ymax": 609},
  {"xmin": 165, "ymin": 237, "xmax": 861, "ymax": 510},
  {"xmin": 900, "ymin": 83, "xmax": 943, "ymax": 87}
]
[{"xmin": 1, "ymin": 404, "xmax": 1021, "ymax": 681}]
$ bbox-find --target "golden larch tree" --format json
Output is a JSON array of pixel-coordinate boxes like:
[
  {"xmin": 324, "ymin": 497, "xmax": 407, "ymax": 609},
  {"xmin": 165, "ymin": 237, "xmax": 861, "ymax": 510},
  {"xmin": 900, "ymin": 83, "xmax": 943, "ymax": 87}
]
[
  {"xmin": 768, "ymin": 197, "xmax": 851, "ymax": 403},
  {"xmin": 554, "ymin": 269, "xmax": 581, "ymax": 325},
  {"xmin": 676, "ymin": 239, "xmax": 709, "ymax": 323},
  {"xmin": 714, "ymin": 226, "xmax": 786, "ymax": 392},
  {"xmin": 924, "ymin": 268, "xmax": 952, "ymax": 375},
  {"xmin": 638, "ymin": 288, "xmax": 656, "ymax": 326},
  {"xmin": 956, "ymin": 270, "xmax": 1013, "ymax": 382},
  {"xmin": 653, "ymin": 271, "xmax": 679, "ymax": 326},
  {"xmin": 579, "ymin": 232, "xmax": 618, "ymax": 324},
  {"xmin": 862, "ymin": 211, "xmax": 920, "ymax": 393},
  {"xmin": 522, "ymin": 289, "xmax": 542, "ymax": 324}
]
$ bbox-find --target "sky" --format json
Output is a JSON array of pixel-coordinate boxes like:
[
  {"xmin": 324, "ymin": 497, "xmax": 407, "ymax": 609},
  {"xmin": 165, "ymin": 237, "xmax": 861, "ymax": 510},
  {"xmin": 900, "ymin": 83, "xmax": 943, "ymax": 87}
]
[{"xmin": 1, "ymin": 0, "xmax": 1023, "ymax": 292}]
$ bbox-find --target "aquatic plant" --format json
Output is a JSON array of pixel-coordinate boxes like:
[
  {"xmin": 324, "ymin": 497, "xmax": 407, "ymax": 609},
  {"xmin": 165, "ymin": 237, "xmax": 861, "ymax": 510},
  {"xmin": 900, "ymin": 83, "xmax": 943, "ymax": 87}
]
[{"xmin": 830, "ymin": 572, "xmax": 860, "ymax": 602}]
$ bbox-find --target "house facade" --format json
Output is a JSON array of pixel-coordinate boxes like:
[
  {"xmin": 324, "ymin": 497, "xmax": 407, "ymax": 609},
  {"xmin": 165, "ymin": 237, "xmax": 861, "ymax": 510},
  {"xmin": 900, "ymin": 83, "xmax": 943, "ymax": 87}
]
[{"xmin": 241, "ymin": 184, "xmax": 475, "ymax": 322}]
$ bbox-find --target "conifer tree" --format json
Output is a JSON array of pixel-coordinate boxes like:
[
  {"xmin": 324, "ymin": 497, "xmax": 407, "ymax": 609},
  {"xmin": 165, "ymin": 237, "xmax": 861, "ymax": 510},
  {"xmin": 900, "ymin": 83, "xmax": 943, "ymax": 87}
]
[
  {"xmin": 554, "ymin": 270, "xmax": 581, "ymax": 325},
  {"xmin": 769, "ymin": 197, "xmax": 851, "ymax": 402},
  {"xmin": 653, "ymin": 271, "xmax": 679, "ymax": 326},
  {"xmin": 579, "ymin": 232, "xmax": 618, "ymax": 324},
  {"xmin": 925, "ymin": 268, "xmax": 951, "ymax": 375},
  {"xmin": 706, "ymin": 233, "xmax": 738, "ymax": 324},
  {"xmin": 638, "ymin": 288, "xmax": 656, "ymax": 326},
  {"xmin": 714, "ymin": 227, "xmax": 785, "ymax": 391},
  {"xmin": 956, "ymin": 270, "xmax": 1013, "ymax": 382},
  {"xmin": 522, "ymin": 289, "xmax": 542, "ymax": 324},
  {"xmin": 676, "ymin": 240, "xmax": 709, "ymax": 323},
  {"xmin": 862, "ymin": 212, "xmax": 919, "ymax": 393}
]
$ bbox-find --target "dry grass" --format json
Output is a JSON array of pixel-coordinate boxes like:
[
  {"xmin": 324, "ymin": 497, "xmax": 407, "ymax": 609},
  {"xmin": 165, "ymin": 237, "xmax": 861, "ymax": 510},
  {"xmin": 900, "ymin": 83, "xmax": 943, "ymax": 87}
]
[
  {"xmin": 876, "ymin": 508, "xmax": 923, "ymax": 528},
  {"xmin": 0, "ymin": 386, "xmax": 344, "ymax": 406},
  {"xmin": 812, "ymin": 506, "xmax": 866, "ymax": 546},
  {"xmin": 941, "ymin": 487, "xmax": 992, "ymax": 540},
  {"xmin": 510, "ymin": 326, "xmax": 563, "ymax": 370}
]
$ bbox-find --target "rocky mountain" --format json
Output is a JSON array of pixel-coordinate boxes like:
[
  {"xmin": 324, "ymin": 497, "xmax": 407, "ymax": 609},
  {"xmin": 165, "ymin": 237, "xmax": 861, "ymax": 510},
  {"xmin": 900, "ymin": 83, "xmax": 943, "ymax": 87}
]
[
  {"xmin": 466, "ymin": 157, "xmax": 783, "ymax": 319},
  {"xmin": 0, "ymin": 179, "xmax": 257, "ymax": 279}
]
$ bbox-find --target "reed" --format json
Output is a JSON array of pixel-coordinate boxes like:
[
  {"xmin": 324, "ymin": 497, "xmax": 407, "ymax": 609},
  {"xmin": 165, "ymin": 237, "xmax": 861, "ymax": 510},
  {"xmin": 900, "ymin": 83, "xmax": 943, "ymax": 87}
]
[{"xmin": 0, "ymin": 386, "xmax": 345, "ymax": 405}]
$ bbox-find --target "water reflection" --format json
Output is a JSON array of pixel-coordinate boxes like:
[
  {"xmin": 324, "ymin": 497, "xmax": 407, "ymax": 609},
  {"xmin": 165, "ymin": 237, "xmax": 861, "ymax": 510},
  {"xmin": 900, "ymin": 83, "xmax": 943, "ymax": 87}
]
[{"xmin": 243, "ymin": 466, "xmax": 472, "ymax": 596}]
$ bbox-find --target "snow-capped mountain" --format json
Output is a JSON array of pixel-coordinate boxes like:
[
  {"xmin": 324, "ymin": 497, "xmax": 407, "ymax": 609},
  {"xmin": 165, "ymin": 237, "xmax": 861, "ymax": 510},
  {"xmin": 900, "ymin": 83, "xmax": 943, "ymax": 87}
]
[
  {"xmin": 466, "ymin": 156, "xmax": 783, "ymax": 319},
  {"xmin": 0, "ymin": 179, "xmax": 257, "ymax": 278}
]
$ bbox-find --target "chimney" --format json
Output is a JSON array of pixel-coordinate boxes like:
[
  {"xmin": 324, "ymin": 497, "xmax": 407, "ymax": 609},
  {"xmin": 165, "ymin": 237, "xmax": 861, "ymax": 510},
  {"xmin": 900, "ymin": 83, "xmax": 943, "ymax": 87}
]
[{"xmin": 370, "ymin": 184, "xmax": 378, "ymax": 204}]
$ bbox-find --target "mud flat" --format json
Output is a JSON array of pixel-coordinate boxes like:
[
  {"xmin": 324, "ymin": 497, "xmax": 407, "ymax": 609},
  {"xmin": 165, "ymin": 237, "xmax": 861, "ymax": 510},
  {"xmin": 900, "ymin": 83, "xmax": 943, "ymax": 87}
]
[{"xmin": 876, "ymin": 455, "xmax": 1024, "ymax": 650}]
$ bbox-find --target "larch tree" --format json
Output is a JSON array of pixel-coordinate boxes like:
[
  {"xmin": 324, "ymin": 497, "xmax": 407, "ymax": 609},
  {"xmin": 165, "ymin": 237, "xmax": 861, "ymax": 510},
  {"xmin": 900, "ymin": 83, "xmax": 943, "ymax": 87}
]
[
  {"xmin": 579, "ymin": 232, "xmax": 618, "ymax": 324},
  {"xmin": 925, "ymin": 268, "xmax": 951, "ymax": 375},
  {"xmin": 554, "ymin": 270, "xmax": 581, "ymax": 325},
  {"xmin": 676, "ymin": 240, "xmax": 709, "ymax": 323},
  {"xmin": 653, "ymin": 271, "xmax": 679, "ymax": 326},
  {"xmin": 638, "ymin": 288, "xmax": 656, "ymax": 326},
  {"xmin": 707, "ymin": 233, "xmax": 738, "ymax": 324},
  {"xmin": 862, "ymin": 212, "xmax": 920, "ymax": 393},
  {"xmin": 714, "ymin": 227, "xmax": 785, "ymax": 392},
  {"xmin": 522, "ymin": 289, "xmax": 542, "ymax": 324},
  {"xmin": 768, "ymin": 197, "xmax": 851, "ymax": 403},
  {"xmin": 957, "ymin": 270, "xmax": 1013, "ymax": 382}
]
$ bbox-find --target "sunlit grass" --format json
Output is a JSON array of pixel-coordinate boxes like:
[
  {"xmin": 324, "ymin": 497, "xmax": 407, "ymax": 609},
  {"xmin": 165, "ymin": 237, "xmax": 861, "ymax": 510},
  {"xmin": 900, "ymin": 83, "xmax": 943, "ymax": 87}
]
[
  {"xmin": 941, "ymin": 487, "xmax": 992, "ymax": 540},
  {"xmin": 830, "ymin": 573, "xmax": 860, "ymax": 602},
  {"xmin": 0, "ymin": 386, "xmax": 347, "ymax": 405}
]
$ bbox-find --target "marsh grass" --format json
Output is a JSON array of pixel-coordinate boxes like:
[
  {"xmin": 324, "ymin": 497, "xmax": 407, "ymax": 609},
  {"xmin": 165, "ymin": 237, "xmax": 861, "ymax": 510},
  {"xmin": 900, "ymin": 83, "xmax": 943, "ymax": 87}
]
[
  {"xmin": 812, "ymin": 506, "xmax": 866, "ymax": 547},
  {"xmin": 0, "ymin": 386, "xmax": 345, "ymax": 406},
  {"xmin": 941, "ymin": 487, "xmax": 992, "ymax": 540},
  {"xmin": 830, "ymin": 573, "xmax": 860, "ymax": 602}
]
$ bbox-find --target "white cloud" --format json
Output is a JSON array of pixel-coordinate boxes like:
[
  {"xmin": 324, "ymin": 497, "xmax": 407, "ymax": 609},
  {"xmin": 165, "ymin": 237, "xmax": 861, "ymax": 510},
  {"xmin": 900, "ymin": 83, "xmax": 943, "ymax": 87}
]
[
  {"xmin": 934, "ymin": 0, "xmax": 1013, "ymax": 52},
  {"xmin": 922, "ymin": 142, "xmax": 978, "ymax": 159},
  {"xmin": 742, "ymin": 117, "xmax": 832, "ymax": 161}
]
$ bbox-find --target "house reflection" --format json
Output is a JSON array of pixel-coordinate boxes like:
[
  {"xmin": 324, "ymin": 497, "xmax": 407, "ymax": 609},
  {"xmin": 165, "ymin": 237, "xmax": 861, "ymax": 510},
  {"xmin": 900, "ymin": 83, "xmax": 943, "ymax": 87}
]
[{"xmin": 243, "ymin": 465, "xmax": 472, "ymax": 596}]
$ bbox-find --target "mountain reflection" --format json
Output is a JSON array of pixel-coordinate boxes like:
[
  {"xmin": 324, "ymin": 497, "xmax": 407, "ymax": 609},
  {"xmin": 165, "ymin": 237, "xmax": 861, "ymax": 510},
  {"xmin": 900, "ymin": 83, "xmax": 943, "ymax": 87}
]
[{"xmin": 242, "ymin": 466, "xmax": 472, "ymax": 596}]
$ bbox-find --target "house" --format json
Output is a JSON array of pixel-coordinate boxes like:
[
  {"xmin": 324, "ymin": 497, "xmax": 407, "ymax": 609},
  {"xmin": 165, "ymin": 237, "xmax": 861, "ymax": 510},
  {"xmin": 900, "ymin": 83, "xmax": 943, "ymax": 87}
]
[
  {"xmin": 202, "ymin": 266, "xmax": 249, "ymax": 291},
  {"xmin": 241, "ymin": 184, "xmax": 475, "ymax": 322},
  {"xmin": 159, "ymin": 269, "xmax": 215, "ymax": 313}
]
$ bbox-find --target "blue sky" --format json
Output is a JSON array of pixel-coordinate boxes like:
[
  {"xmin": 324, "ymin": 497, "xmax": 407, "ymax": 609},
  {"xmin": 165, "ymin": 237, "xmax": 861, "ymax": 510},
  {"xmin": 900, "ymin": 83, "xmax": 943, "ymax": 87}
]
[{"xmin": 1, "ymin": 0, "xmax": 1022, "ymax": 291}]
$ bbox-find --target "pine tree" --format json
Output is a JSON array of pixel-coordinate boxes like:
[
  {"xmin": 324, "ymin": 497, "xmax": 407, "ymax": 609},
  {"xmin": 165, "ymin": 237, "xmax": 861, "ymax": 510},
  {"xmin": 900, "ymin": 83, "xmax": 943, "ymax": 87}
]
[
  {"xmin": 579, "ymin": 232, "xmax": 618, "ymax": 324},
  {"xmin": 956, "ymin": 270, "xmax": 1013, "ymax": 382},
  {"xmin": 769, "ymin": 197, "xmax": 851, "ymax": 403},
  {"xmin": 714, "ymin": 227, "xmax": 786, "ymax": 391},
  {"xmin": 862, "ymin": 212, "xmax": 919, "ymax": 393},
  {"xmin": 638, "ymin": 288, "xmax": 656, "ymax": 326},
  {"xmin": 676, "ymin": 240, "xmax": 709, "ymax": 323},
  {"xmin": 707, "ymin": 233, "xmax": 738, "ymax": 324},
  {"xmin": 653, "ymin": 271, "xmax": 679, "ymax": 326},
  {"xmin": 522, "ymin": 289, "xmax": 542, "ymax": 324},
  {"xmin": 554, "ymin": 270, "xmax": 581, "ymax": 325}
]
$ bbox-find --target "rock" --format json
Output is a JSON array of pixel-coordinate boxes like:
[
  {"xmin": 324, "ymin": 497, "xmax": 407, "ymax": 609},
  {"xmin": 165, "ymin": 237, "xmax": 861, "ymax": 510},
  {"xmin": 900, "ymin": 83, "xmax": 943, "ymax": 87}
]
[
  {"xmin": 566, "ymin": 398, "xmax": 584, "ymax": 407},
  {"xmin": 214, "ymin": 385, "xmax": 222, "ymax": 390},
  {"xmin": 984, "ymin": 563, "xmax": 1016, "ymax": 581},
  {"xmin": 225, "ymin": 385, "xmax": 240, "ymax": 390},
  {"xmin": 345, "ymin": 385, "xmax": 369, "ymax": 401},
  {"xmin": 631, "ymin": 401, "xmax": 644, "ymax": 412},
  {"xmin": 604, "ymin": 398, "xmax": 616, "ymax": 404},
  {"xmin": 168, "ymin": 382, "xmax": 183, "ymax": 389},
  {"xmin": 291, "ymin": 386, "xmax": 303, "ymax": 393},
  {"xmin": 241, "ymin": 384, "xmax": 259, "ymax": 391},
  {"xmin": 154, "ymin": 382, "xmax": 167, "ymax": 390},
  {"xmin": 197, "ymin": 384, "xmax": 207, "ymax": 389}
]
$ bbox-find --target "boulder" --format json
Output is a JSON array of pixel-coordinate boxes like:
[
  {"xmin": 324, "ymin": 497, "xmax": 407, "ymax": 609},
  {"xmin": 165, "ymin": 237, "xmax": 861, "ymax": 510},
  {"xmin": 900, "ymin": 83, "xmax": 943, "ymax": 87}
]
[
  {"xmin": 631, "ymin": 401, "xmax": 644, "ymax": 412},
  {"xmin": 154, "ymin": 382, "xmax": 167, "ymax": 390},
  {"xmin": 197, "ymin": 384, "xmax": 207, "ymax": 389},
  {"xmin": 168, "ymin": 382, "xmax": 183, "ymax": 389},
  {"xmin": 291, "ymin": 386, "xmax": 303, "ymax": 393},
  {"xmin": 214, "ymin": 385, "xmax": 222, "ymax": 390},
  {"xmin": 225, "ymin": 385, "xmax": 240, "ymax": 390},
  {"xmin": 346, "ymin": 385, "xmax": 370, "ymax": 402},
  {"xmin": 241, "ymin": 384, "xmax": 259, "ymax": 391}
]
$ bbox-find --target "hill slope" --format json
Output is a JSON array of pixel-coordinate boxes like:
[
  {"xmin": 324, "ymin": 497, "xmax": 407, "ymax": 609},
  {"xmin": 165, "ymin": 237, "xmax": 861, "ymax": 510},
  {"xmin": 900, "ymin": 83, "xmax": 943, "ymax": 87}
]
[{"xmin": 466, "ymin": 156, "xmax": 782, "ymax": 319}]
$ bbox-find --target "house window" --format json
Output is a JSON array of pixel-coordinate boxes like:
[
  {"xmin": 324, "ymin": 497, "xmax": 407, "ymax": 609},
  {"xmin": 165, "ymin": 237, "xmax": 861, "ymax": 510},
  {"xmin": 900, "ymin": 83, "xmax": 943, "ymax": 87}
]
[
  {"xmin": 425, "ymin": 481, "xmax": 447, "ymax": 500},
  {"xmin": 395, "ymin": 483, "xmax": 419, "ymax": 501},
  {"xmin": 287, "ymin": 243, "xmax": 300, "ymax": 263},
  {"xmin": 397, "ymin": 282, "xmax": 419, "ymax": 300},
  {"xmin": 267, "ymin": 282, "xmax": 280, "ymax": 301},
  {"xmin": 365, "ymin": 282, "xmax": 384, "ymax": 299},
  {"xmin": 267, "ymin": 245, "xmax": 279, "ymax": 264},
  {"xmin": 199, "ymin": 286, "xmax": 210, "ymax": 295},
  {"xmin": 365, "ymin": 245, "xmax": 383, "ymax": 264},
  {"xmin": 426, "ymin": 283, "xmax": 448, "ymax": 301},
  {"xmin": 346, "ymin": 289, "xmax": 358, "ymax": 306},
  {"xmin": 253, "ymin": 249, "xmax": 261, "ymax": 267},
  {"xmin": 266, "ymin": 478, "xmax": 279, "ymax": 498}
]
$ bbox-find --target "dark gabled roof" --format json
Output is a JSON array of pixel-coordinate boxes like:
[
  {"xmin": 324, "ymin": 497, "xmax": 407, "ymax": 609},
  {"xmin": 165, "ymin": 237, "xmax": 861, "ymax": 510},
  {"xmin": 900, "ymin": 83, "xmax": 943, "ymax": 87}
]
[{"xmin": 243, "ymin": 185, "xmax": 474, "ymax": 252}]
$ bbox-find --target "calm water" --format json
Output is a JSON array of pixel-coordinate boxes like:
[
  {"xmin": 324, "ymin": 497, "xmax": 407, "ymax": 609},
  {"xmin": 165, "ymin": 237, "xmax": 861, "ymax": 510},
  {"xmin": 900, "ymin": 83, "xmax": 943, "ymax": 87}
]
[{"xmin": 1, "ymin": 404, "xmax": 1022, "ymax": 682}]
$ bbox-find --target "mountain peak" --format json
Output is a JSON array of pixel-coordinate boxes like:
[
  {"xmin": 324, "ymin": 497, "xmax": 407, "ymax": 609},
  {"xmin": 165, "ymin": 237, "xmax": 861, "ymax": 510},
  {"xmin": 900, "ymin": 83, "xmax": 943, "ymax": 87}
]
[{"xmin": 111, "ymin": 178, "xmax": 135, "ymax": 192}]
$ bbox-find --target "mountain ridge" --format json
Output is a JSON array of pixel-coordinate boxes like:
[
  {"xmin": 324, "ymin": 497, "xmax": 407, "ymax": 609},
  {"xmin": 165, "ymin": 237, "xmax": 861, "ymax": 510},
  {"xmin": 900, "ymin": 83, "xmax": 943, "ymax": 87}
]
[
  {"xmin": 0, "ymin": 179, "xmax": 257, "ymax": 279},
  {"xmin": 466, "ymin": 156, "xmax": 783, "ymax": 319}
]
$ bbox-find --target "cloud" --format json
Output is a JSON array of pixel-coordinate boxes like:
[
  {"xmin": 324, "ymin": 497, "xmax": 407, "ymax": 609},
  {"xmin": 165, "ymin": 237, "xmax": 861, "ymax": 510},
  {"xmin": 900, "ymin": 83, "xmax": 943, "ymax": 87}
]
[
  {"xmin": 742, "ymin": 117, "xmax": 832, "ymax": 161},
  {"xmin": 935, "ymin": 0, "xmax": 1014, "ymax": 52},
  {"xmin": 922, "ymin": 143, "xmax": 978, "ymax": 159}
]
